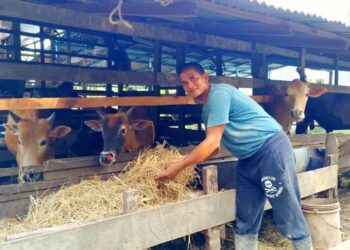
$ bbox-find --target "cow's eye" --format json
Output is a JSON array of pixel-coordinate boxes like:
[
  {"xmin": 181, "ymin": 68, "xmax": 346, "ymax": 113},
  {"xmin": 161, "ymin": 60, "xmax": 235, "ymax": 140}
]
[
  {"xmin": 120, "ymin": 128, "xmax": 127, "ymax": 135},
  {"xmin": 284, "ymin": 93, "xmax": 288, "ymax": 97},
  {"xmin": 39, "ymin": 140, "xmax": 47, "ymax": 146},
  {"xmin": 18, "ymin": 139, "xmax": 21, "ymax": 145}
]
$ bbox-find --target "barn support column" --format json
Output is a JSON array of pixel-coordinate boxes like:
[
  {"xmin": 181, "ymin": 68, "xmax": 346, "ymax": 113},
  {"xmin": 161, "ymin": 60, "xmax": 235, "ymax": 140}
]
[
  {"xmin": 334, "ymin": 54, "xmax": 339, "ymax": 86},
  {"xmin": 251, "ymin": 49, "xmax": 268, "ymax": 96},
  {"xmin": 215, "ymin": 54, "xmax": 223, "ymax": 76},
  {"xmin": 325, "ymin": 134, "xmax": 339, "ymax": 199},
  {"xmin": 153, "ymin": 40, "xmax": 162, "ymax": 141},
  {"xmin": 176, "ymin": 43, "xmax": 186, "ymax": 146},
  {"xmin": 298, "ymin": 48, "xmax": 307, "ymax": 82}
]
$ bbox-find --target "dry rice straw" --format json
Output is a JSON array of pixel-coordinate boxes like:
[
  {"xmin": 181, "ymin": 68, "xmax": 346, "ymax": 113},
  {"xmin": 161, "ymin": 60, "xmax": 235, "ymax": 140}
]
[{"xmin": 0, "ymin": 143, "xmax": 199, "ymax": 242}]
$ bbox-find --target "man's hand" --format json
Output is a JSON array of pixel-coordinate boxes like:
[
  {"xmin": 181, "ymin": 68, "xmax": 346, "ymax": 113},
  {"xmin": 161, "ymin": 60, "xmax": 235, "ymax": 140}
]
[{"xmin": 155, "ymin": 162, "xmax": 182, "ymax": 182}]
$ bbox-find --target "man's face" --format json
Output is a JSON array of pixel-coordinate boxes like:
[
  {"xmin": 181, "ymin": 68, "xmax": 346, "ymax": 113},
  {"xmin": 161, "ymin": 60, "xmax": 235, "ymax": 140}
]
[{"xmin": 180, "ymin": 68, "xmax": 209, "ymax": 101}]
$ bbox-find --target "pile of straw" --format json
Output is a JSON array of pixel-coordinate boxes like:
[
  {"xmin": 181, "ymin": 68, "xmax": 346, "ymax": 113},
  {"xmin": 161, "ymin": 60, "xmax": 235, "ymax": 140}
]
[{"xmin": 0, "ymin": 143, "xmax": 198, "ymax": 242}]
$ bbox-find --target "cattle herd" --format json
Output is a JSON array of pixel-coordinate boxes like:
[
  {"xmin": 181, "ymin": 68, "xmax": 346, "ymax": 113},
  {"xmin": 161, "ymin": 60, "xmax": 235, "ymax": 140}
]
[{"xmin": 0, "ymin": 78, "xmax": 348, "ymax": 182}]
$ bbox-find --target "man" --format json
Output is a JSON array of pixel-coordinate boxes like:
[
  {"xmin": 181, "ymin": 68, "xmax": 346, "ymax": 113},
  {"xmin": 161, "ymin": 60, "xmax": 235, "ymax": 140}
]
[{"xmin": 155, "ymin": 62, "xmax": 312, "ymax": 250}]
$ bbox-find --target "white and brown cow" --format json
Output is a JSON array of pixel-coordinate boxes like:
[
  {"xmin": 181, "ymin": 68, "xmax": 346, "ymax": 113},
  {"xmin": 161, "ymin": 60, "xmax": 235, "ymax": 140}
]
[
  {"xmin": 3, "ymin": 110, "xmax": 71, "ymax": 181},
  {"xmin": 265, "ymin": 79, "xmax": 327, "ymax": 133},
  {"xmin": 84, "ymin": 107, "xmax": 155, "ymax": 166}
]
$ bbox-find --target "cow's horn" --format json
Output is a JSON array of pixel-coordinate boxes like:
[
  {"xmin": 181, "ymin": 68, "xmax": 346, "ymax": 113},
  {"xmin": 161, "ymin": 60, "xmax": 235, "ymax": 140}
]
[
  {"xmin": 9, "ymin": 111, "xmax": 21, "ymax": 124},
  {"xmin": 47, "ymin": 112, "xmax": 56, "ymax": 125}
]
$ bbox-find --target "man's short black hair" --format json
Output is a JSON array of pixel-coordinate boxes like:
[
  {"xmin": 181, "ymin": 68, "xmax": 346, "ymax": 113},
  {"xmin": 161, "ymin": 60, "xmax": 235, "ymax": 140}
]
[{"xmin": 179, "ymin": 62, "xmax": 205, "ymax": 75}]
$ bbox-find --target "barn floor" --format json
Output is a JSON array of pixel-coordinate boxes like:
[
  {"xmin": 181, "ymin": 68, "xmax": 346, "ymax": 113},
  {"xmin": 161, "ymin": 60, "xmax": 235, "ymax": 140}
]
[{"xmin": 152, "ymin": 185, "xmax": 350, "ymax": 250}]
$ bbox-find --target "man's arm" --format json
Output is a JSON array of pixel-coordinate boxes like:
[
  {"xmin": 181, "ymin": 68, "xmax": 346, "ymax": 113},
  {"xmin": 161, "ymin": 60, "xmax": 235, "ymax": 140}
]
[{"xmin": 155, "ymin": 124, "xmax": 225, "ymax": 181}]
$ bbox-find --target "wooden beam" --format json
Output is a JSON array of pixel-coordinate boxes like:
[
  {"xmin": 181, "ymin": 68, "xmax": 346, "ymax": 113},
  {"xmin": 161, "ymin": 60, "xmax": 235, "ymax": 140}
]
[
  {"xmin": 0, "ymin": 95, "xmax": 273, "ymax": 110},
  {"xmin": 0, "ymin": 62, "xmax": 156, "ymax": 84},
  {"xmin": 1, "ymin": 0, "xmax": 350, "ymax": 70},
  {"xmin": 55, "ymin": 1, "xmax": 197, "ymax": 17},
  {"xmin": 245, "ymin": 36, "xmax": 348, "ymax": 50},
  {"xmin": 0, "ymin": 96, "xmax": 196, "ymax": 110},
  {"xmin": 0, "ymin": 190, "xmax": 235, "ymax": 250},
  {"xmin": 196, "ymin": 21, "xmax": 293, "ymax": 36},
  {"xmin": 1, "ymin": 62, "xmax": 350, "ymax": 95}
]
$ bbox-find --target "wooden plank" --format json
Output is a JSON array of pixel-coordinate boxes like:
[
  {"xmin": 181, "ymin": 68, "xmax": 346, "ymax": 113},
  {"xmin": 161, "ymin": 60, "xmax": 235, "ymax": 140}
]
[
  {"xmin": 0, "ymin": 190, "xmax": 235, "ymax": 250},
  {"xmin": 299, "ymin": 165, "xmax": 338, "ymax": 197},
  {"xmin": 0, "ymin": 96, "xmax": 196, "ymax": 111},
  {"xmin": 339, "ymin": 139, "xmax": 350, "ymax": 159},
  {"xmin": 290, "ymin": 134, "xmax": 349, "ymax": 147},
  {"xmin": 1, "ymin": 1, "xmax": 350, "ymax": 70},
  {"xmin": 0, "ymin": 168, "xmax": 18, "ymax": 178},
  {"xmin": 0, "ymin": 199, "xmax": 30, "ymax": 218},
  {"xmin": 0, "ymin": 188, "xmax": 58, "ymax": 203},
  {"xmin": 43, "ymin": 163, "xmax": 127, "ymax": 181},
  {"xmin": 2, "ymin": 62, "xmax": 350, "ymax": 94},
  {"xmin": 55, "ymin": 1, "xmax": 197, "ymax": 17},
  {"xmin": 0, "ymin": 179, "xmax": 69, "ymax": 195},
  {"xmin": 0, "ymin": 62, "xmax": 156, "ymax": 84},
  {"xmin": 265, "ymin": 165, "xmax": 338, "ymax": 209},
  {"xmin": 290, "ymin": 134, "xmax": 326, "ymax": 147}
]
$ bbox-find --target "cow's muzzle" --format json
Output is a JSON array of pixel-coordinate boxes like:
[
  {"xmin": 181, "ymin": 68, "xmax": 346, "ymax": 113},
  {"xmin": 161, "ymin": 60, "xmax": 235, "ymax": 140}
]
[
  {"xmin": 291, "ymin": 109, "xmax": 305, "ymax": 122},
  {"xmin": 23, "ymin": 169, "xmax": 43, "ymax": 182},
  {"xmin": 100, "ymin": 151, "xmax": 116, "ymax": 166}
]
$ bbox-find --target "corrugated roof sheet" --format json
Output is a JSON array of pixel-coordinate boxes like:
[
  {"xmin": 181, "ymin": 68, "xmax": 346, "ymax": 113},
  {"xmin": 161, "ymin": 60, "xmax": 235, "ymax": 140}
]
[{"xmin": 208, "ymin": 0, "xmax": 350, "ymax": 38}]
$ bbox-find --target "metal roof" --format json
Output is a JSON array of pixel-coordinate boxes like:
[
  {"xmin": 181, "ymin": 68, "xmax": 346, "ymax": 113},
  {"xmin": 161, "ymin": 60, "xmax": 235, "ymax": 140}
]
[
  {"xmin": 11, "ymin": 0, "xmax": 350, "ymax": 72},
  {"xmin": 213, "ymin": 0, "xmax": 350, "ymax": 38}
]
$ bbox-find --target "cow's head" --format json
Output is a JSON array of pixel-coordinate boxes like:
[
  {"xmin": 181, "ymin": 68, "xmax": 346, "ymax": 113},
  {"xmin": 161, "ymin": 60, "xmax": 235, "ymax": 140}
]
[
  {"xmin": 84, "ymin": 109, "xmax": 154, "ymax": 166},
  {"xmin": 273, "ymin": 79, "xmax": 327, "ymax": 122},
  {"xmin": 4, "ymin": 112, "xmax": 71, "ymax": 182}
]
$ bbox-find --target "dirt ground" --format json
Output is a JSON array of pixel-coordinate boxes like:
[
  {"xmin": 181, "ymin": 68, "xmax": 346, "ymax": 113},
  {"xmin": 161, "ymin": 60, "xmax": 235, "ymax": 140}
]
[{"xmin": 152, "ymin": 185, "xmax": 350, "ymax": 250}]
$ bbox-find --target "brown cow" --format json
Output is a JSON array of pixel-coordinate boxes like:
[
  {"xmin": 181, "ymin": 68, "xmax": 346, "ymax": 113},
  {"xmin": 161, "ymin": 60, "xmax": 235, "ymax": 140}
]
[
  {"xmin": 84, "ymin": 107, "xmax": 155, "ymax": 166},
  {"xmin": 3, "ymin": 110, "xmax": 71, "ymax": 182},
  {"xmin": 265, "ymin": 79, "xmax": 327, "ymax": 133}
]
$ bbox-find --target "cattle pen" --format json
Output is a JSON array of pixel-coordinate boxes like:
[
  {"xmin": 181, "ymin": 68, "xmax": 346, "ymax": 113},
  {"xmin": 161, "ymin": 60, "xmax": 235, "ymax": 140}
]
[
  {"xmin": 1, "ymin": 0, "xmax": 350, "ymax": 249},
  {"xmin": 0, "ymin": 135, "xmax": 340, "ymax": 249}
]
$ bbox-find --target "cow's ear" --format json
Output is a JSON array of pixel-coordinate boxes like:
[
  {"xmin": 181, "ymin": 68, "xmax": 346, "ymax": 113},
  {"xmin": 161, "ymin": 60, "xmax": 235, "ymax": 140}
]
[
  {"xmin": 51, "ymin": 125, "xmax": 72, "ymax": 138},
  {"xmin": 84, "ymin": 120, "xmax": 102, "ymax": 132},
  {"xmin": 3, "ymin": 124, "xmax": 19, "ymax": 135},
  {"xmin": 131, "ymin": 120, "xmax": 153, "ymax": 131},
  {"xmin": 308, "ymin": 87, "xmax": 327, "ymax": 97}
]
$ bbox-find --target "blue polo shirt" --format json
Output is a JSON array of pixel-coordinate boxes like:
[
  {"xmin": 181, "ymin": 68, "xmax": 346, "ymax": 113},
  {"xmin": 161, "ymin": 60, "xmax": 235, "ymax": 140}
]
[{"xmin": 202, "ymin": 83, "xmax": 281, "ymax": 159}]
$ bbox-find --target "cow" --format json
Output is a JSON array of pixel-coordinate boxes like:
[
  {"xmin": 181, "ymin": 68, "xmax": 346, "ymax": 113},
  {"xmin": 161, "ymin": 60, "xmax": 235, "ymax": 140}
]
[
  {"xmin": 264, "ymin": 79, "xmax": 327, "ymax": 133},
  {"xmin": 296, "ymin": 92, "xmax": 350, "ymax": 134},
  {"xmin": 84, "ymin": 107, "xmax": 155, "ymax": 166},
  {"xmin": 3, "ymin": 110, "xmax": 72, "ymax": 182}
]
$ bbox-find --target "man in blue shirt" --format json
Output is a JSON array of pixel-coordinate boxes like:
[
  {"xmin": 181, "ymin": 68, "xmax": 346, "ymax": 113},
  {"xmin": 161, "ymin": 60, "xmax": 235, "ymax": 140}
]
[{"xmin": 156, "ymin": 62, "xmax": 312, "ymax": 250}]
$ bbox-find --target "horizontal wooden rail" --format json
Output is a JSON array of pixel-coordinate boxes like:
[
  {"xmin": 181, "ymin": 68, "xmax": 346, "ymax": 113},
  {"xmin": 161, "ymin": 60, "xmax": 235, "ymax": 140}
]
[
  {"xmin": 0, "ymin": 165, "xmax": 338, "ymax": 249},
  {"xmin": 0, "ymin": 95, "xmax": 272, "ymax": 110}
]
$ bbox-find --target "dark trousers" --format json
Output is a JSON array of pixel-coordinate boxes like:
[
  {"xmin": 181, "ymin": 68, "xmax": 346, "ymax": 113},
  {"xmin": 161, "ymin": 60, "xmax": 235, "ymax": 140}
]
[{"xmin": 236, "ymin": 131, "xmax": 310, "ymax": 240}]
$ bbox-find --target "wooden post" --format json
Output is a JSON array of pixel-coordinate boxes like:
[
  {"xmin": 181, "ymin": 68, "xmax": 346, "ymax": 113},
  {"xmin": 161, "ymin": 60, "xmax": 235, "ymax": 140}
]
[
  {"xmin": 153, "ymin": 40, "xmax": 162, "ymax": 141},
  {"xmin": 123, "ymin": 189, "xmax": 138, "ymax": 214},
  {"xmin": 203, "ymin": 165, "xmax": 221, "ymax": 250},
  {"xmin": 334, "ymin": 54, "xmax": 339, "ymax": 86},
  {"xmin": 251, "ymin": 46, "xmax": 268, "ymax": 97},
  {"xmin": 176, "ymin": 43, "xmax": 186, "ymax": 146},
  {"xmin": 325, "ymin": 134, "xmax": 339, "ymax": 199},
  {"xmin": 215, "ymin": 54, "xmax": 223, "ymax": 76},
  {"xmin": 251, "ymin": 52, "xmax": 268, "ymax": 80}
]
